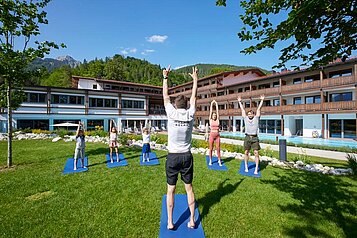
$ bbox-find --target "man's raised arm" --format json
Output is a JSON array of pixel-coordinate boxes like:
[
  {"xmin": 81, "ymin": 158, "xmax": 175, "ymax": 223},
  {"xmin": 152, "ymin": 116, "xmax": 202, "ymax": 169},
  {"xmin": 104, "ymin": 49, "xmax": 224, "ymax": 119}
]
[
  {"xmin": 237, "ymin": 96, "xmax": 246, "ymax": 117},
  {"xmin": 162, "ymin": 65, "xmax": 171, "ymax": 106},
  {"xmin": 256, "ymin": 95, "xmax": 265, "ymax": 117},
  {"xmin": 189, "ymin": 66, "xmax": 198, "ymax": 108}
]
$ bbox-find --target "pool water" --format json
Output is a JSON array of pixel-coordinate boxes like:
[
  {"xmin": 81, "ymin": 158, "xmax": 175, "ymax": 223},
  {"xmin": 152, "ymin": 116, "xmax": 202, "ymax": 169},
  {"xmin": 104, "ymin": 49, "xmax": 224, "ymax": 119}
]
[{"xmin": 220, "ymin": 132, "xmax": 357, "ymax": 149}]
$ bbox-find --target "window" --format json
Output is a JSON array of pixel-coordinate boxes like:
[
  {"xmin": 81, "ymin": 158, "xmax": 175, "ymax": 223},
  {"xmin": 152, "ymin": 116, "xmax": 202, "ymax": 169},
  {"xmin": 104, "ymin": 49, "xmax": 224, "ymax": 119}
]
[
  {"xmin": 238, "ymin": 88, "xmax": 243, "ymax": 93},
  {"xmin": 304, "ymin": 74, "xmax": 319, "ymax": 82},
  {"xmin": 122, "ymin": 99, "xmax": 144, "ymax": 109},
  {"xmin": 293, "ymin": 97, "xmax": 302, "ymax": 104},
  {"xmin": 89, "ymin": 98, "xmax": 117, "ymax": 108},
  {"xmin": 274, "ymin": 99, "xmax": 280, "ymax": 106},
  {"xmin": 263, "ymin": 100, "xmax": 271, "ymax": 106},
  {"xmin": 329, "ymin": 69, "xmax": 352, "ymax": 78},
  {"xmin": 305, "ymin": 95, "xmax": 321, "ymax": 104},
  {"xmin": 218, "ymin": 104, "xmax": 225, "ymax": 110},
  {"xmin": 293, "ymin": 78, "xmax": 302, "ymax": 84},
  {"xmin": 258, "ymin": 83, "xmax": 270, "ymax": 89},
  {"xmin": 217, "ymin": 91, "xmax": 225, "ymax": 96},
  {"xmin": 93, "ymin": 84, "xmax": 97, "ymax": 89},
  {"xmin": 25, "ymin": 93, "xmax": 46, "ymax": 103},
  {"xmin": 51, "ymin": 95, "xmax": 84, "ymax": 105},
  {"xmin": 17, "ymin": 120, "xmax": 49, "ymax": 130},
  {"xmin": 245, "ymin": 102, "xmax": 250, "ymax": 108},
  {"xmin": 273, "ymin": 81, "xmax": 280, "ymax": 87},
  {"xmin": 329, "ymin": 92, "xmax": 352, "ymax": 102},
  {"xmin": 87, "ymin": 120, "xmax": 104, "ymax": 130}
]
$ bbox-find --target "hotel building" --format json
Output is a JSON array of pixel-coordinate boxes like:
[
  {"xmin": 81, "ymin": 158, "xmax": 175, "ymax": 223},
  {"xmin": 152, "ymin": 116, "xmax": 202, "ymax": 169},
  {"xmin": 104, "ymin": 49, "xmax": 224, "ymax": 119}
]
[{"xmin": 1, "ymin": 58, "xmax": 356, "ymax": 139}]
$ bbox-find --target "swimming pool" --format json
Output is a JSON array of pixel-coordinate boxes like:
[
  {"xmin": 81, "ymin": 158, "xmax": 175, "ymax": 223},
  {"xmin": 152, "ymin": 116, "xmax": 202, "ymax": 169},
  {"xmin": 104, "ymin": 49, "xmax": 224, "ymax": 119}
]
[{"xmin": 220, "ymin": 132, "xmax": 357, "ymax": 149}]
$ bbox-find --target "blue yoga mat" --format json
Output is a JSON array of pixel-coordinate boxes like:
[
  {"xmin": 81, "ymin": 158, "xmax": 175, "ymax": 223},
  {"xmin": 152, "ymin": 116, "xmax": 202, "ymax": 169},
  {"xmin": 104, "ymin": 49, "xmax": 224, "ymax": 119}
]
[
  {"xmin": 106, "ymin": 153, "xmax": 128, "ymax": 168},
  {"xmin": 63, "ymin": 157, "xmax": 88, "ymax": 174},
  {"xmin": 159, "ymin": 194, "xmax": 205, "ymax": 238},
  {"xmin": 140, "ymin": 152, "xmax": 160, "ymax": 166},
  {"xmin": 238, "ymin": 161, "xmax": 261, "ymax": 178},
  {"xmin": 205, "ymin": 156, "xmax": 228, "ymax": 171}
]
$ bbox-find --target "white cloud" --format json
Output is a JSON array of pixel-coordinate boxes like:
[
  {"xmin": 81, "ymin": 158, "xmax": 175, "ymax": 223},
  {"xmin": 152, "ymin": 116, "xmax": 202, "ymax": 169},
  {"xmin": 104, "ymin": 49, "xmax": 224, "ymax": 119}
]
[
  {"xmin": 120, "ymin": 47, "xmax": 137, "ymax": 55},
  {"xmin": 146, "ymin": 35, "xmax": 168, "ymax": 43},
  {"xmin": 174, "ymin": 65, "xmax": 189, "ymax": 70},
  {"xmin": 141, "ymin": 49, "xmax": 155, "ymax": 55}
]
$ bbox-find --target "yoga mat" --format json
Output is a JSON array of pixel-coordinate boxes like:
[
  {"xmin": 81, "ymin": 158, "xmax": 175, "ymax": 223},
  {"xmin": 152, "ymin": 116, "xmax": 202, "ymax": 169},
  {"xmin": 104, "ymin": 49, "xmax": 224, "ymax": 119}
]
[
  {"xmin": 205, "ymin": 156, "xmax": 228, "ymax": 171},
  {"xmin": 140, "ymin": 152, "xmax": 160, "ymax": 166},
  {"xmin": 238, "ymin": 161, "xmax": 261, "ymax": 178},
  {"xmin": 159, "ymin": 194, "xmax": 205, "ymax": 238},
  {"xmin": 63, "ymin": 157, "xmax": 88, "ymax": 174},
  {"xmin": 106, "ymin": 153, "xmax": 128, "ymax": 168}
]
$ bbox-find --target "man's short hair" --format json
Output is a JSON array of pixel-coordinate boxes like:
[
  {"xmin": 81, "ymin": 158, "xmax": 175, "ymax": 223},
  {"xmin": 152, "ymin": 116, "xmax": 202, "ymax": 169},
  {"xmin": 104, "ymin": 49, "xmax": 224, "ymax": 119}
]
[
  {"xmin": 247, "ymin": 110, "xmax": 255, "ymax": 115},
  {"xmin": 175, "ymin": 95, "xmax": 187, "ymax": 109}
]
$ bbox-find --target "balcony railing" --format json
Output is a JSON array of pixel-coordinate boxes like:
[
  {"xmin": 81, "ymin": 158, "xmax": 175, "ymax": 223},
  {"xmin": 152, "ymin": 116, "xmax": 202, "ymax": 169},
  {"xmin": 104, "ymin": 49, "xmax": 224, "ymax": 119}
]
[
  {"xmin": 322, "ymin": 75, "xmax": 355, "ymax": 88},
  {"xmin": 322, "ymin": 101, "xmax": 356, "ymax": 111},
  {"xmin": 196, "ymin": 100, "xmax": 356, "ymax": 117},
  {"xmin": 281, "ymin": 80, "xmax": 321, "ymax": 94},
  {"xmin": 170, "ymin": 84, "xmax": 217, "ymax": 97}
]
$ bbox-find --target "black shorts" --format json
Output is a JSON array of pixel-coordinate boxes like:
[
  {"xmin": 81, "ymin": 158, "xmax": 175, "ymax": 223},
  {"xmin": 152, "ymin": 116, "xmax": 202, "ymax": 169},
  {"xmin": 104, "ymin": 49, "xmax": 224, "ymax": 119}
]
[{"xmin": 166, "ymin": 152, "xmax": 193, "ymax": 185}]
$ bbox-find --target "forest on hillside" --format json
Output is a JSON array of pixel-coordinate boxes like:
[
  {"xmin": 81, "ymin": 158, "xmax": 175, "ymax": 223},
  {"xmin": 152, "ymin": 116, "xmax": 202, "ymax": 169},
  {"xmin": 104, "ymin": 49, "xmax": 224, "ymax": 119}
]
[{"xmin": 28, "ymin": 55, "xmax": 267, "ymax": 88}]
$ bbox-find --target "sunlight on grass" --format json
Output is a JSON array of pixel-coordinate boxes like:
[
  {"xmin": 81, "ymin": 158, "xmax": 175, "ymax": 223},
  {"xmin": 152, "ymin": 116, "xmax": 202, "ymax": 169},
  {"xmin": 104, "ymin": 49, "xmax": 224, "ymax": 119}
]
[{"xmin": 0, "ymin": 140, "xmax": 356, "ymax": 238}]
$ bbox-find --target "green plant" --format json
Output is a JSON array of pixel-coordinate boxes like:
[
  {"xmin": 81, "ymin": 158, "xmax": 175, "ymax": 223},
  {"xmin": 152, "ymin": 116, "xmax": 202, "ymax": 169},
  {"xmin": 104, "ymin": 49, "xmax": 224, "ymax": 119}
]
[
  {"xmin": 262, "ymin": 145, "xmax": 274, "ymax": 158},
  {"xmin": 31, "ymin": 129, "xmax": 51, "ymax": 134},
  {"xmin": 290, "ymin": 147, "xmax": 311, "ymax": 164},
  {"xmin": 346, "ymin": 153, "xmax": 357, "ymax": 175},
  {"xmin": 150, "ymin": 134, "xmax": 168, "ymax": 145},
  {"xmin": 54, "ymin": 129, "xmax": 73, "ymax": 137},
  {"xmin": 21, "ymin": 127, "xmax": 32, "ymax": 133}
]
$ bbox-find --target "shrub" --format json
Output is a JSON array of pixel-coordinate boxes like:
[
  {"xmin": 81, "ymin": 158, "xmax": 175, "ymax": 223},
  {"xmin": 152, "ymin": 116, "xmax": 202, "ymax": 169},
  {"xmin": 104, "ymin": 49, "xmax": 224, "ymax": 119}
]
[
  {"xmin": 261, "ymin": 145, "xmax": 274, "ymax": 157},
  {"xmin": 54, "ymin": 129, "xmax": 74, "ymax": 137},
  {"xmin": 191, "ymin": 139, "xmax": 208, "ymax": 149},
  {"xmin": 22, "ymin": 127, "xmax": 32, "ymax": 133},
  {"xmin": 32, "ymin": 129, "xmax": 51, "ymax": 134},
  {"xmin": 289, "ymin": 147, "xmax": 311, "ymax": 164},
  {"xmin": 151, "ymin": 134, "xmax": 168, "ymax": 144},
  {"xmin": 346, "ymin": 153, "xmax": 357, "ymax": 175},
  {"xmin": 118, "ymin": 133, "xmax": 129, "ymax": 145}
]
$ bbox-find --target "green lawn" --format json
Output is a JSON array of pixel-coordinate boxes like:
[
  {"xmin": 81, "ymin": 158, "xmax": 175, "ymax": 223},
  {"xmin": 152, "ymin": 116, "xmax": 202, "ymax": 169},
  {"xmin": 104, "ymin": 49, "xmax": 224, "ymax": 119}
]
[{"xmin": 0, "ymin": 140, "xmax": 356, "ymax": 238}]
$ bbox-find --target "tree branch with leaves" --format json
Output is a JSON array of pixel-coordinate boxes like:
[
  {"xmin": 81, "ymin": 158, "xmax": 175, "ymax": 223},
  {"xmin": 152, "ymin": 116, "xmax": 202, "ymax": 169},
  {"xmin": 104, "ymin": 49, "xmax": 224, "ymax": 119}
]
[
  {"xmin": 0, "ymin": 0, "xmax": 65, "ymax": 167},
  {"xmin": 216, "ymin": 0, "xmax": 357, "ymax": 69}
]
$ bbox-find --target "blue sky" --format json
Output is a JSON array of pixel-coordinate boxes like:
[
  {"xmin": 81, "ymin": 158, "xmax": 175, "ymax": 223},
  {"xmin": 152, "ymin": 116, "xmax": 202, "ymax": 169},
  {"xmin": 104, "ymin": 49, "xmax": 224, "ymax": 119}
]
[{"xmin": 39, "ymin": 0, "xmax": 287, "ymax": 70}]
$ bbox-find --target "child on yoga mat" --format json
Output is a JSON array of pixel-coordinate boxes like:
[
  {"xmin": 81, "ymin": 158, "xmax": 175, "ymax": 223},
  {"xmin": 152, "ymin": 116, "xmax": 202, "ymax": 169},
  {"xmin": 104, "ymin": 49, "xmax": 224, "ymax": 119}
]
[
  {"xmin": 74, "ymin": 122, "xmax": 86, "ymax": 170},
  {"xmin": 109, "ymin": 119, "xmax": 119, "ymax": 163},
  {"xmin": 141, "ymin": 122, "xmax": 151, "ymax": 162},
  {"xmin": 209, "ymin": 100, "xmax": 222, "ymax": 166}
]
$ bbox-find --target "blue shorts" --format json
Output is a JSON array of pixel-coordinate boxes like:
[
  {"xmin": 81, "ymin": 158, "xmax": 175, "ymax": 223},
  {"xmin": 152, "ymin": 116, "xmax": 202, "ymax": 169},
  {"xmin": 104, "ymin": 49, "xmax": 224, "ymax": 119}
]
[{"xmin": 142, "ymin": 143, "xmax": 151, "ymax": 153}]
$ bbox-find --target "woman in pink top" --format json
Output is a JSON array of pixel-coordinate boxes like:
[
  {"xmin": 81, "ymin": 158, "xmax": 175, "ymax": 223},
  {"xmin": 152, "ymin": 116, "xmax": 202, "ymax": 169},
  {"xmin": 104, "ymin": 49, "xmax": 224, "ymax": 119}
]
[{"xmin": 209, "ymin": 100, "xmax": 222, "ymax": 166}]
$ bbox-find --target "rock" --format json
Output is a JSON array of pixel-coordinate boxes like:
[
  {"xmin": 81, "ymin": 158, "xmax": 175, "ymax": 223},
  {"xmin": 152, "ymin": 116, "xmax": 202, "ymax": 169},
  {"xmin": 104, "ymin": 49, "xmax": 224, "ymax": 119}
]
[
  {"xmin": 52, "ymin": 137, "xmax": 61, "ymax": 142},
  {"xmin": 296, "ymin": 160, "xmax": 304, "ymax": 166}
]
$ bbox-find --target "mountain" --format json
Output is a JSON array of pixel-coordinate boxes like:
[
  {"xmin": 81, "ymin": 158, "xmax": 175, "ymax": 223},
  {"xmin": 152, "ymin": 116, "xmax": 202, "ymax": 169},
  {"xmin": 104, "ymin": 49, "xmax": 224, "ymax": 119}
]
[
  {"xmin": 30, "ymin": 55, "xmax": 81, "ymax": 72},
  {"xmin": 173, "ymin": 63, "xmax": 270, "ymax": 77}
]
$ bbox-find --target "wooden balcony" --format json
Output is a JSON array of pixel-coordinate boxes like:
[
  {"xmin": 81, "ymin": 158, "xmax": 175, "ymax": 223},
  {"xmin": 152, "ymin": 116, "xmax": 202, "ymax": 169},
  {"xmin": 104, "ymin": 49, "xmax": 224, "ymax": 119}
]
[
  {"xmin": 321, "ymin": 75, "xmax": 356, "ymax": 88},
  {"xmin": 195, "ymin": 101, "xmax": 356, "ymax": 118},
  {"xmin": 281, "ymin": 80, "xmax": 321, "ymax": 94},
  {"xmin": 280, "ymin": 103, "xmax": 321, "ymax": 113},
  {"xmin": 170, "ymin": 84, "xmax": 217, "ymax": 97},
  {"xmin": 322, "ymin": 101, "xmax": 356, "ymax": 112}
]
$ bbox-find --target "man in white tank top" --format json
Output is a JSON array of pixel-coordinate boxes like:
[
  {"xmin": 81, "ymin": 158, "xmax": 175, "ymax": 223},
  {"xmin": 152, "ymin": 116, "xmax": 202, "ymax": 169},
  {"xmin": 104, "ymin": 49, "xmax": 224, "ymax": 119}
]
[
  {"xmin": 238, "ymin": 95, "xmax": 265, "ymax": 174},
  {"xmin": 163, "ymin": 65, "xmax": 198, "ymax": 230}
]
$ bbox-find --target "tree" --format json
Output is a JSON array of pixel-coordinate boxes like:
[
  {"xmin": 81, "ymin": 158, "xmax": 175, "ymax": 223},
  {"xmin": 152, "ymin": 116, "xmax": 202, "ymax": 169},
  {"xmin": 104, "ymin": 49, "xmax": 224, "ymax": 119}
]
[
  {"xmin": 104, "ymin": 55, "xmax": 124, "ymax": 80},
  {"xmin": 216, "ymin": 0, "xmax": 357, "ymax": 68},
  {"xmin": 0, "ymin": 0, "xmax": 64, "ymax": 167},
  {"xmin": 41, "ymin": 66, "xmax": 71, "ymax": 87}
]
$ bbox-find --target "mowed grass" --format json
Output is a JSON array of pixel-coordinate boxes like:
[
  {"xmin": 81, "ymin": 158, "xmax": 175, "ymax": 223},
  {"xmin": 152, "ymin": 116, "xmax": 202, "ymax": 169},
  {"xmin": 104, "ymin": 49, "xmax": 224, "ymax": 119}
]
[{"xmin": 0, "ymin": 140, "xmax": 356, "ymax": 238}]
